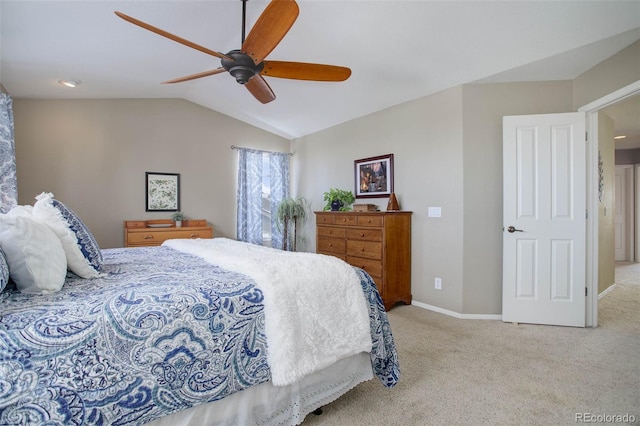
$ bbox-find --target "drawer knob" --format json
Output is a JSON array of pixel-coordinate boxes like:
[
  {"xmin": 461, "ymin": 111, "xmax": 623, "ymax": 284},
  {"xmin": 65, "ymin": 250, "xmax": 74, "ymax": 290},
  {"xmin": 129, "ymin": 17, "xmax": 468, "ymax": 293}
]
[
  {"xmin": 367, "ymin": 219, "xmax": 371, "ymax": 223},
  {"xmin": 361, "ymin": 233, "xmax": 365, "ymax": 237},
  {"xmin": 190, "ymin": 234, "xmax": 199, "ymax": 238},
  {"xmin": 144, "ymin": 235, "xmax": 154, "ymax": 240},
  {"xmin": 329, "ymin": 243, "xmax": 333, "ymax": 247},
  {"xmin": 361, "ymin": 248, "xmax": 365, "ymax": 252}
]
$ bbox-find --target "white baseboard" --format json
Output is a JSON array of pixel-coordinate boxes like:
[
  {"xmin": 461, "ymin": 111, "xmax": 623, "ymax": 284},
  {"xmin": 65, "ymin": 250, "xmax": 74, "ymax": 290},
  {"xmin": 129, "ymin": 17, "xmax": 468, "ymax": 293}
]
[
  {"xmin": 598, "ymin": 283, "xmax": 617, "ymax": 300},
  {"xmin": 411, "ymin": 300, "xmax": 502, "ymax": 320}
]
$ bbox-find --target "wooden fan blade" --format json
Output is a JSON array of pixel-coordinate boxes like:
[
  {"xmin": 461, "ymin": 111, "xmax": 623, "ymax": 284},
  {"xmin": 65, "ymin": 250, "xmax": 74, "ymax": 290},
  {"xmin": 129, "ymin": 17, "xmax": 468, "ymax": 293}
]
[
  {"xmin": 242, "ymin": 1, "xmax": 299, "ymax": 65},
  {"xmin": 162, "ymin": 68, "xmax": 227, "ymax": 84},
  {"xmin": 114, "ymin": 11, "xmax": 230, "ymax": 60},
  {"xmin": 261, "ymin": 61, "xmax": 351, "ymax": 81},
  {"xmin": 245, "ymin": 75, "xmax": 276, "ymax": 104}
]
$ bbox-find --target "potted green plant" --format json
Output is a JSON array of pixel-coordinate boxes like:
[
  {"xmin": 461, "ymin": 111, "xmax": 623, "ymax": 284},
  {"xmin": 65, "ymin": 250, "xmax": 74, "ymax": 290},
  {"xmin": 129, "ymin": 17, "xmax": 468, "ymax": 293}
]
[
  {"xmin": 171, "ymin": 211, "xmax": 185, "ymax": 227},
  {"xmin": 276, "ymin": 196, "xmax": 309, "ymax": 251},
  {"xmin": 323, "ymin": 188, "xmax": 355, "ymax": 211}
]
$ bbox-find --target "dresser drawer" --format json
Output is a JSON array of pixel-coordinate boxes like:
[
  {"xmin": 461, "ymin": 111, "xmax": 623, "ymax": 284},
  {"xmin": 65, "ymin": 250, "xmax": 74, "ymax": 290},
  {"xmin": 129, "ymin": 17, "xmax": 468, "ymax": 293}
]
[
  {"xmin": 347, "ymin": 256, "xmax": 383, "ymax": 277},
  {"xmin": 317, "ymin": 226, "xmax": 346, "ymax": 239},
  {"xmin": 347, "ymin": 240, "xmax": 382, "ymax": 260},
  {"xmin": 346, "ymin": 228, "xmax": 382, "ymax": 242},
  {"xmin": 318, "ymin": 236, "xmax": 346, "ymax": 255},
  {"xmin": 357, "ymin": 215, "xmax": 384, "ymax": 227},
  {"xmin": 316, "ymin": 214, "xmax": 335, "ymax": 225},
  {"xmin": 334, "ymin": 215, "xmax": 357, "ymax": 226}
]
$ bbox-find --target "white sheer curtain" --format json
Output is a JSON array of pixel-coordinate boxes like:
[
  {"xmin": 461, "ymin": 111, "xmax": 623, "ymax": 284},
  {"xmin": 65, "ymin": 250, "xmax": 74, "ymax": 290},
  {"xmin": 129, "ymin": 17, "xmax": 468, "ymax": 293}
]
[
  {"xmin": 0, "ymin": 93, "xmax": 17, "ymax": 213},
  {"xmin": 236, "ymin": 147, "xmax": 289, "ymax": 247}
]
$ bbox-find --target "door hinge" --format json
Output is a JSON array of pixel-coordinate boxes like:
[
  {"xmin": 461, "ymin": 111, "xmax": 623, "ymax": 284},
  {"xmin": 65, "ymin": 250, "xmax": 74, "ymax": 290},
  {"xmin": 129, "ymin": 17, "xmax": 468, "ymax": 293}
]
[
  {"xmin": 586, "ymin": 209, "xmax": 588, "ymax": 219},
  {"xmin": 585, "ymin": 287, "xmax": 588, "ymax": 296},
  {"xmin": 585, "ymin": 132, "xmax": 588, "ymax": 142}
]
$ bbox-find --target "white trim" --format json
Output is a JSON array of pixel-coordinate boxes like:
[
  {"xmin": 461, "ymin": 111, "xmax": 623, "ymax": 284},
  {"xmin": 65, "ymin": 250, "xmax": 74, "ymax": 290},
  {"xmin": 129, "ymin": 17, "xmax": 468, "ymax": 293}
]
[
  {"xmin": 578, "ymin": 79, "xmax": 640, "ymax": 328},
  {"xmin": 598, "ymin": 283, "xmax": 617, "ymax": 300},
  {"xmin": 411, "ymin": 300, "xmax": 501, "ymax": 320}
]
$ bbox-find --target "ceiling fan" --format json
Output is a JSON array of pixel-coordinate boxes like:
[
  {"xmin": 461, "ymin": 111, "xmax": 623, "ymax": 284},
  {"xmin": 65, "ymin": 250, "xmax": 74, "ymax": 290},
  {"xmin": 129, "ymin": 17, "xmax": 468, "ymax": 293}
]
[{"xmin": 114, "ymin": 0, "xmax": 351, "ymax": 104}]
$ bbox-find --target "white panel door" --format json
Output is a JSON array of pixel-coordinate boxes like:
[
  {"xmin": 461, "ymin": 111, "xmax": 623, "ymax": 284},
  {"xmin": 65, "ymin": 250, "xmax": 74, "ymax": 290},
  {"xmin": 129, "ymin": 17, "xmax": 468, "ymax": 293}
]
[
  {"xmin": 614, "ymin": 166, "xmax": 628, "ymax": 261},
  {"xmin": 503, "ymin": 112, "xmax": 586, "ymax": 327}
]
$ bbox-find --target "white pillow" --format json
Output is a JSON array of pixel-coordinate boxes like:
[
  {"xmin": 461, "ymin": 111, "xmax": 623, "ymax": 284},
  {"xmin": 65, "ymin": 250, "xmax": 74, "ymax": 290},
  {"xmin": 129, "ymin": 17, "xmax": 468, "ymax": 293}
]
[
  {"xmin": 32, "ymin": 192, "xmax": 103, "ymax": 278},
  {"xmin": 0, "ymin": 214, "xmax": 67, "ymax": 294}
]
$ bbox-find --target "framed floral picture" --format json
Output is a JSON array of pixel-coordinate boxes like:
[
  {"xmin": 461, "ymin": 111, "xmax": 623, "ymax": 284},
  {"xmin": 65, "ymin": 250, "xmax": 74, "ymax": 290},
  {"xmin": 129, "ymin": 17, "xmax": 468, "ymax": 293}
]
[
  {"xmin": 146, "ymin": 172, "xmax": 180, "ymax": 212},
  {"xmin": 354, "ymin": 154, "xmax": 394, "ymax": 198}
]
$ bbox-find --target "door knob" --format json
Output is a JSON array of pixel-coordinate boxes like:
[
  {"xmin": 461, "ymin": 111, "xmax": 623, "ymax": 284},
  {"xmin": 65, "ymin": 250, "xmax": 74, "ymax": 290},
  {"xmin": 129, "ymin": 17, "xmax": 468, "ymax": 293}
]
[{"xmin": 506, "ymin": 226, "xmax": 524, "ymax": 233}]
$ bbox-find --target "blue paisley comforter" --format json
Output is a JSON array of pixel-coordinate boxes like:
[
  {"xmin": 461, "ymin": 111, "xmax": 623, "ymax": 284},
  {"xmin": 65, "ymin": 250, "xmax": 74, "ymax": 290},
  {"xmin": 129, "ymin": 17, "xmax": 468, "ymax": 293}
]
[{"xmin": 0, "ymin": 246, "xmax": 398, "ymax": 425}]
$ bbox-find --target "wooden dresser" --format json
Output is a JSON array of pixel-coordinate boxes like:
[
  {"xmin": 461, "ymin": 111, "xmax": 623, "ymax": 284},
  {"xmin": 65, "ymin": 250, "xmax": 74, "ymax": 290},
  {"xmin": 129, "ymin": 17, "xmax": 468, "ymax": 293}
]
[
  {"xmin": 315, "ymin": 211, "xmax": 411, "ymax": 310},
  {"xmin": 124, "ymin": 219, "xmax": 213, "ymax": 247}
]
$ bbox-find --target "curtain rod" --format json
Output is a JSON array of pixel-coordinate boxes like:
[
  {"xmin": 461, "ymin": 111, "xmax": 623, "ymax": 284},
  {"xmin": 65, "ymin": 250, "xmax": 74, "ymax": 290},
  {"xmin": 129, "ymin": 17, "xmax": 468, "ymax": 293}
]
[{"xmin": 230, "ymin": 145, "xmax": 293, "ymax": 156}]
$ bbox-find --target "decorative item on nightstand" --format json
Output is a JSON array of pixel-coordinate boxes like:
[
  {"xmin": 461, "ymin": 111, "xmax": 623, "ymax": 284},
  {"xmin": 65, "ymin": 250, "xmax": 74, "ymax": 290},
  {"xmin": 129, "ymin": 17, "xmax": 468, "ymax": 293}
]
[
  {"xmin": 171, "ymin": 211, "xmax": 185, "ymax": 227},
  {"xmin": 387, "ymin": 193, "xmax": 400, "ymax": 211}
]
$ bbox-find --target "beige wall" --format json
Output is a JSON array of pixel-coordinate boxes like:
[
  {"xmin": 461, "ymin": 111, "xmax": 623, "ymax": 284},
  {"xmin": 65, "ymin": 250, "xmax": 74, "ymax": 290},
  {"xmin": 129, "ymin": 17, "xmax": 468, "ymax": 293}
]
[
  {"xmin": 616, "ymin": 148, "xmax": 640, "ymax": 165},
  {"xmin": 461, "ymin": 81, "xmax": 574, "ymax": 314},
  {"xmin": 293, "ymin": 82, "xmax": 574, "ymax": 315},
  {"xmin": 293, "ymin": 87, "xmax": 466, "ymax": 313},
  {"xmin": 598, "ymin": 112, "xmax": 616, "ymax": 294},
  {"xmin": 573, "ymin": 40, "xmax": 640, "ymax": 108},
  {"xmin": 13, "ymin": 98, "xmax": 289, "ymax": 248}
]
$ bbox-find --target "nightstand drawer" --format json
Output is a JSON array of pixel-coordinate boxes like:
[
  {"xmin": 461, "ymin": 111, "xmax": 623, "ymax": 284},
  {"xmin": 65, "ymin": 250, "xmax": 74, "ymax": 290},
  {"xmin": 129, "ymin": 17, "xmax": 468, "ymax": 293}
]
[
  {"xmin": 347, "ymin": 240, "xmax": 382, "ymax": 260},
  {"xmin": 127, "ymin": 229, "xmax": 211, "ymax": 245},
  {"xmin": 124, "ymin": 220, "xmax": 213, "ymax": 247},
  {"xmin": 346, "ymin": 228, "xmax": 382, "ymax": 242},
  {"xmin": 317, "ymin": 236, "xmax": 346, "ymax": 255},
  {"xmin": 347, "ymin": 256, "xmax": 383, "ymax": 277}
]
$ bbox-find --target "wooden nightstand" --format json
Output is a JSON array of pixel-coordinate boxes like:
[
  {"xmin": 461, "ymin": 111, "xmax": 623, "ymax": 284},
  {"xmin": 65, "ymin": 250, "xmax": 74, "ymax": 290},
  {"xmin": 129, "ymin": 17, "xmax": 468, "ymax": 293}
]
[{"xmin": 124, "ymin": 219, "xmax": 213, "ymax": 247}]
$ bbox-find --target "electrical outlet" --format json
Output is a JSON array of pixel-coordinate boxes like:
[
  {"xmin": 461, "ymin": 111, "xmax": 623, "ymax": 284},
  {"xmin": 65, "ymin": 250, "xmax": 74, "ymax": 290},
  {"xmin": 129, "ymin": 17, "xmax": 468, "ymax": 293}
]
[{"xmin": 435, "ymin": 277, "xmax": 442, "ymax": 290}]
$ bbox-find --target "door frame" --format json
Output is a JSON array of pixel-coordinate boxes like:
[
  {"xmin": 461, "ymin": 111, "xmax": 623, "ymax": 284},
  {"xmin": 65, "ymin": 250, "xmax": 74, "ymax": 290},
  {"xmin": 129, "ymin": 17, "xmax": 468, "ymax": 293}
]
[{"xmin": 578, "ymin": 79, "xmax": 640, "ymax": 327}]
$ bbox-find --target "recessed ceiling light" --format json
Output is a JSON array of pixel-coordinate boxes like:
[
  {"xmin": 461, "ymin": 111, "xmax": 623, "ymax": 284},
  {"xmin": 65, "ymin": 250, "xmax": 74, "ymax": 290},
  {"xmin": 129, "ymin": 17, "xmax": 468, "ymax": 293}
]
[
  {"xmin": 58, "ymin": 79, "xmax": 81, "ymax": 88},
  {"xmin": 614, "ymin": 135, "xmax": 627, "ymax": 140}
]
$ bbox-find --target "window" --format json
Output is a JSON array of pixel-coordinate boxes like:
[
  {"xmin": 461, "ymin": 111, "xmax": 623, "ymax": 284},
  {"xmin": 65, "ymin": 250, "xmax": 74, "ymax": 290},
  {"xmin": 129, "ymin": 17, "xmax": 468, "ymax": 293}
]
[{"xmin": 236, "ymin": 147, "xmax": 289, "ymax": 248}]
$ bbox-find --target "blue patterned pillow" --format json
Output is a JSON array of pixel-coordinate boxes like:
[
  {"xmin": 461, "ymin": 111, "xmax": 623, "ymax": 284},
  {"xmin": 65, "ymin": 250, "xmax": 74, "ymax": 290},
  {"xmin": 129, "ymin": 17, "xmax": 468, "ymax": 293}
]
[
  {"xmin": 33, "ymin": 192, "xmax": 103, "ymax": 278},
  {"xmin": 0, "ymin": 246, "xmax": 9, "ymax": 292}
]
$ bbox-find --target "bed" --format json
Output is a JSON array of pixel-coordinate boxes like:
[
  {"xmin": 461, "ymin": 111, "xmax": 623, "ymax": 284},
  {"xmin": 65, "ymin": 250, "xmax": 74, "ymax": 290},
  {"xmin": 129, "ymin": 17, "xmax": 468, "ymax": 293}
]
[{"xmin": 0, "ymin": 196, "xmax": 400, "ymax": 426}]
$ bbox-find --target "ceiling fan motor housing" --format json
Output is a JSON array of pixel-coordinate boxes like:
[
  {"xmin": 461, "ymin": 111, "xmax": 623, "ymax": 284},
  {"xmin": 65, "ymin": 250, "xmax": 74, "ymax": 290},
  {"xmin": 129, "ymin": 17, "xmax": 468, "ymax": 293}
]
[{"xmin": 222, "ymin": 50, "xmax": 264, "ymax": 84}]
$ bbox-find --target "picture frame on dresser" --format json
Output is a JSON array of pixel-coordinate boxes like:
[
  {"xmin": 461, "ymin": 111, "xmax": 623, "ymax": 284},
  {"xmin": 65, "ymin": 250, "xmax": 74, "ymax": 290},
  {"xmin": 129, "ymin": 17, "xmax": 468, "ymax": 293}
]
[
  {"xmin": 146, "ymin": 172, "xmax": 180, "ymax": 212},
  {"xmin": 354, "ymin": 154, "xmax": 394, "ymax": 198}
]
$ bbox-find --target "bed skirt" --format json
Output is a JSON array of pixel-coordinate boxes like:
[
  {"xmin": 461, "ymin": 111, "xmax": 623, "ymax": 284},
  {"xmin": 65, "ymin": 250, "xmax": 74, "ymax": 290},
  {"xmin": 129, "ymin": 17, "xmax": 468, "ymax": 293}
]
[{"xmin": 147, "ymin": 352, "xmax": 373, "ymax": 426}]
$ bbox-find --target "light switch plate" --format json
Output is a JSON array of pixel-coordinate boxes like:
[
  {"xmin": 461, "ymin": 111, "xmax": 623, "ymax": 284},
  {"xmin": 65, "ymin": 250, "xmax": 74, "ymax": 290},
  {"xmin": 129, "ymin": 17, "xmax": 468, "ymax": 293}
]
[{"xmin": 428, "ymin": 207, "xmax": 442, "ymax": 218}]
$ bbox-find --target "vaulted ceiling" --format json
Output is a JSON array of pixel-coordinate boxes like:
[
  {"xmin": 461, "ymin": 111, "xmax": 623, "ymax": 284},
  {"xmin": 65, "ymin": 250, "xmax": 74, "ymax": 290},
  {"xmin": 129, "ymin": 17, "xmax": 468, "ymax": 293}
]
[{"xmin": 1, "ymin": 1, "xmax": 639, "ymax": 141}]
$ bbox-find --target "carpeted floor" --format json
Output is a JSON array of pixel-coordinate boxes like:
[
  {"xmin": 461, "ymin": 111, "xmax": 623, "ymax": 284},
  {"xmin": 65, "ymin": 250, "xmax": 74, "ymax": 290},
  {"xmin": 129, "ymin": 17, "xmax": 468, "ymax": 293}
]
[
  {"xmin": 615, "ymin": 262, "xmax": 640, "ymax": 286},
  {"xmin": 303, "ymin": 265, "xmax": 640, "ymax": 426}
]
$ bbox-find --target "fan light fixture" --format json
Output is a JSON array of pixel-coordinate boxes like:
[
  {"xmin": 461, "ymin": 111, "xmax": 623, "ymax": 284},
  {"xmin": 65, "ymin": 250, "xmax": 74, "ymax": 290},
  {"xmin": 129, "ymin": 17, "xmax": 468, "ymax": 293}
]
[
  {"xmin": 114, "ymin": 0, "xmax": 351, "ymax": 105},
  {"xmin": 58, "ymin": 79, "xmax": 81, "ymax": 88}
]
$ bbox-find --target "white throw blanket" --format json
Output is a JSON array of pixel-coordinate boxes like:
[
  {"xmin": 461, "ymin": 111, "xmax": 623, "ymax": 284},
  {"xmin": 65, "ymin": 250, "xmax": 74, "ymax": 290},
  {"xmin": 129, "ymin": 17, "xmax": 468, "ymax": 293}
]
[{"xmin": 163, "ymin": 238, "xmax": 372, "ymax": 386}]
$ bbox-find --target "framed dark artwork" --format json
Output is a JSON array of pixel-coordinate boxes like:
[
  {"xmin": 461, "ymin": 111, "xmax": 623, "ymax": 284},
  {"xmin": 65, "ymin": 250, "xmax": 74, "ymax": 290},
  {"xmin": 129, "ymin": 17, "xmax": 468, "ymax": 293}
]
[
  {"xmin": 146, "ymin": 172, "xmax": 180, "ymax": 212},
  {"xmin": 354, "ymin": 154, "xmax": 394, "ymax": 198}
]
